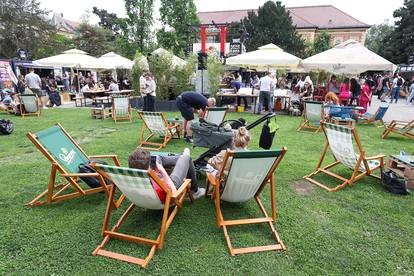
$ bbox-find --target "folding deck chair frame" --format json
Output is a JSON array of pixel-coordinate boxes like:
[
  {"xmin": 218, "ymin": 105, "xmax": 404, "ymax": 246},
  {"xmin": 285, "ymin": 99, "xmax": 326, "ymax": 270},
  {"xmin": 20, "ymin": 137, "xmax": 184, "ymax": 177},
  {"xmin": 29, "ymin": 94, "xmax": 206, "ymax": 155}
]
[
  {"xmin": 304, "ymin": 121, "xmax": 385, "ymax": 192},
  {"xmin": 19, "ymin": 94, "xmax": 41, "ymax": 118},
  {"xmin": 92, "ymin": 164, "xmax": 193, "ymax": 268},
  {"xmin": 381, "ymin": 120, "xmax": 414, "ymax": 140},
  {"xmin": 359, "ymin": 104, "xmax": 389, "ymax": 127},
  {"xmin": 26, "ymin": 123, "xmax": 123, "ymax": 207},
  {"xmin": 137, "ymin": 111, "xmax": 180, "ymax": 150},
  {"xmin": 112, "ymin": 95, "xmax": 132, "ymax": 123},
  {"xmin": 206, "ymin": 149, "xmax": 287, "ymax": 256},
  {"xmin": 297, "ymin": 100, "xmax": 324, "ymax": 132}
]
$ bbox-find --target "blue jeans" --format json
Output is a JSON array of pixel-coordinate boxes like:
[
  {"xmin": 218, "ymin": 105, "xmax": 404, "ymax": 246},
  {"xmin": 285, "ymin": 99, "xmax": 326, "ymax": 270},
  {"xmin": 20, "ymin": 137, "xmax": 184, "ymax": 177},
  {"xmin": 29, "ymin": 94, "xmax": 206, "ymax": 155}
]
[{"xmin": 392, "ymin": 87, "xmax": 400, "ymax": 103}]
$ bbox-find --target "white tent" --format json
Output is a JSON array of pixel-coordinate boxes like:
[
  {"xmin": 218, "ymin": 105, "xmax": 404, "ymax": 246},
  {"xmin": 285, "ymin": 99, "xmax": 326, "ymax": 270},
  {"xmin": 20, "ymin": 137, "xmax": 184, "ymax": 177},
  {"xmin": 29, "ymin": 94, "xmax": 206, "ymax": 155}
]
[
  {"xmin": 301, "ymin": 40, "xmax": 397, "ymax": 74},
  {"xmin": 226, "ymin": 43, "xmax": 302, "ymax": 70},
  {"xmin": 97, "ymin": 52, "xmax": 134, "ymax": 70},
  {"xmin": 33, "ymin": 49, "xmax": 101, "ymax": 69},
  {"xmin": 152, "ymin": 48, "xmax": 187, "ymax": 68}
]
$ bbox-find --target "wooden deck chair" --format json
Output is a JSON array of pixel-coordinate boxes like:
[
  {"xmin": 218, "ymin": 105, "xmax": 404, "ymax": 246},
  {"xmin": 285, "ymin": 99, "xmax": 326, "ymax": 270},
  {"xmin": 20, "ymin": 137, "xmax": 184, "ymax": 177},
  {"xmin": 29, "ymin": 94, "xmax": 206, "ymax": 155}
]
[
  {"xmin": 26, "ymin": 123, "xmax": 123, "ymax": 207},
  {"xmin": 206, "ymin": 149, "xmax": 288, "ymax": 256},
  {"xmin": 304, "ymin": 122, "xmax": 385, "ymax": 192},
  {"xmin": 137, "ymin": 111, "xmax": 179, "ymax": 150},
  {"xmin": 359, "ymin": 104, "xmax": 389, "ymax": 127},
  {"xmin": 19, "ymin": 94, "xmax": 41, "ymax": 118},
  {"xmin": 91, "ymin": 163, "xmax": 193, "ymax": 268},
  {"xmin": 381, "ymin": 120, "xmax": 414, "ymax": 140},
  {"xmin": 297, "ymin": 100, "xmax": 324, "ymax": 132},
  {"xmin": 112, "ymin": 95, "xmax": 131, "ymax": 123},
  {"xmin": 204, "ymin": 107, "xmax": 227, "ymax": 126}
]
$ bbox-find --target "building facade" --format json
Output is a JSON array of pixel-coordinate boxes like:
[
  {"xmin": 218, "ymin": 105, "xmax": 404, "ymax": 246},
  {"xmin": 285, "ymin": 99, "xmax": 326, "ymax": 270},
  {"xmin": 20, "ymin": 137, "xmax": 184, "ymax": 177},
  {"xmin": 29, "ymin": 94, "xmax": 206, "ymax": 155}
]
[{"xmin": 197, "ymin": 5, "xmax": 370, "ymax": 47}]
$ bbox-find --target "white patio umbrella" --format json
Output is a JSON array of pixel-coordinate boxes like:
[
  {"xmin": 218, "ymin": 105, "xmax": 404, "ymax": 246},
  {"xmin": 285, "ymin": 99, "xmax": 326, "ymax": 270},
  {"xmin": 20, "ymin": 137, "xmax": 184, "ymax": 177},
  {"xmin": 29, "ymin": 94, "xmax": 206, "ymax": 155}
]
[
  {"xmin": 226, "ymin": 43, "xmax": 302, "ymax": 70},
  {"xmin": 301, "ymin": 40, "xmax": 397, "ymax": 75},
  {"xmin": 152, "ymin": 48, "xmax": 187, "ymax": 68},
  {"xmin": 97, "ymin": 52, "xmax": 134, "ymax": 70},
  {"xmin": 33, "ymin": 49, "xmax": 101, "ymax": 69}
]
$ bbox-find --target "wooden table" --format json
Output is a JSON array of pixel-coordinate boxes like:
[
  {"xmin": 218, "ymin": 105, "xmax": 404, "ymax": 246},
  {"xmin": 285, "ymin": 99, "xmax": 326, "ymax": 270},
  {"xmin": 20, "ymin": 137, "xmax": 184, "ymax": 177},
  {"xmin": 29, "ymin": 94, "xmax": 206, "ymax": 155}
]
[
  {"xmin": 83, "ymin": 90, "xmax": 109, "ymax": 100},
  {"xmin": 387, "ymin": 155, "xmax": 414, "ymax": 189},
  {"xmin": 216, "ymin": 92, "xmax": 258, "ymax": 112},
  {"xmin": 105, "ymin": 90, "xmax": 133, "ymax": 96}
]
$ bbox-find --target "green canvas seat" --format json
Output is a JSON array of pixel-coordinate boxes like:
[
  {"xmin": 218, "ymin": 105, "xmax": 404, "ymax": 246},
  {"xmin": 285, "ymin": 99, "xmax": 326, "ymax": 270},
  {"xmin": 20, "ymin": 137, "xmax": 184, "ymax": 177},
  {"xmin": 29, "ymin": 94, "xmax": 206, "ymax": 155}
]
[
  {"xmin": 204, "ymin": 107, "xmax": 227, "ymax": 126},
  {"xmin": 26, "ymin": 123, "xmax": 122, "ymax": 207},
  {"xmin": 19, "ymin": 94, "xmax": 41, "ymax": 117},
  {"xmin": 92, "ymin": 163, "xmax": 192, "ymax": 268},
  {"xmin": 207, "ymin": 149, "xmax": 287, "ymax": 256},
  {"xmin": 112, "ymin": 95, "xmax": 131, "ymax": 123},
  {"xmin": 304, "ymin": 122, "xmax": 385, "ymax": 192},
  {"xmin": 138, "ymin": 111, "xmax": 180, "ymax": 150},
  {"xmin": 297, "ymin": 101, "xmax": 323, "ymax": 132}
]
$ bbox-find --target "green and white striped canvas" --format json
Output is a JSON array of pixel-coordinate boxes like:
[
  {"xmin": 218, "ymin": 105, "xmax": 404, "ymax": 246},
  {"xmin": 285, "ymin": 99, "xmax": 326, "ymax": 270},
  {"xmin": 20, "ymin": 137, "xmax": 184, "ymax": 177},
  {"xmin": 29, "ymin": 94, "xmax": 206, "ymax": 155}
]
[
  {"xmin": 96, "ymin": 164, "xmax": 164, "ymax": 210},
  {"xmin": 205, "ymin": 107, "xmax": 227, "ymax": 126},
  {"xmin": 113, "ymin": 96, "xmax": 129, "ymax": 116},
  {"xmin": 325, "ymin": 123, "xmax": 375, "ymax": 172},
  {"xmin": 221, "ymin": 150, "xmax": 281, "ymax": 203},
  {"xmin": 140, "ymin": 112, "xmax": 171, "ymax": 136},
  {"xmin": 304, "ymin": 101, "xmax": 323, "ymax": 125},
  {"xmin": 21, "ymin": 95, "xmax": 38, "ymax": 113}
]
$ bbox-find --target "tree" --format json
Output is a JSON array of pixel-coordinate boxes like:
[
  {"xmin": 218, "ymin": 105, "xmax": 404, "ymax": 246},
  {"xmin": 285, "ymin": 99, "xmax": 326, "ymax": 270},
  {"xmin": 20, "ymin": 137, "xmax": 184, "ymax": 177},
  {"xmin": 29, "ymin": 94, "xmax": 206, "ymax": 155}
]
[
  {"xmin": 381, "ymin": 0, "xmax": 414, "ymax": 64},
  {"xmin": 364, "ymin": 21, "xmax": 394, "ymax": 56},
  {"xmin": 92, "ymin": 7, "xmax": 121, "ymax": 34},
  {"xmin": 34, "ymin": 33, "xmax": 75, "ymax": 59},
  {"xmin": 157, "ymin": 0, "xmax": 199, "ymax": 55},
  {"xmin": 124, "ymin": 0, "xmax": 155, "ymax": 53},
  {"xmin": 242, "ymin": 1, "xmax": 306, "ymax": 57},
  {"xmin": 313, "ymin": 32, "xmax": 331, "ymax": 54},
  {"xmin": 73, "ymin": 23, "xmax": 116, "ymax": 57},
  {"xmin": 0, "ymin": 0, "xmax": 56, "ymax": 59}
]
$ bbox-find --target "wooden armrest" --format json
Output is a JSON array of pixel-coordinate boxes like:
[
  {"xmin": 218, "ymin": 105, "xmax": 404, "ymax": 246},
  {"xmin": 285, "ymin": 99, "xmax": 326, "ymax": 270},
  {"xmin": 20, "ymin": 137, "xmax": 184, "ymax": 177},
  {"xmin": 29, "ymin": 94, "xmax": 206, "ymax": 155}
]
[
  {"xmin": 365, "ymin": 154, "xmax": 386, "ymax": 160},
  {"xmin": 206, "ymin": 172, "xmax": 217, "ymax": 186},
  {"xmin": 89, "ymin": 155, "xmax": 121, "ymax": 166},
  {"xmin": 61, "ymin": 172, "xmax": 99, "ymax": 177},
  {"xmin": 172, "ymin": 179, "xmax": 191, "ymax": 198}
]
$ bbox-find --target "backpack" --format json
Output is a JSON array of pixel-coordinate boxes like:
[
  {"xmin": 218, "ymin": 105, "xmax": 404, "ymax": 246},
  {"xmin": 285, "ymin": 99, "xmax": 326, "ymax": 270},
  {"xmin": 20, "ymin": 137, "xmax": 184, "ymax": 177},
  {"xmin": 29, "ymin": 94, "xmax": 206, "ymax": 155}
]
[
  {"xmin": 259, "ymin": 119, "xmax": 278, "ymax": 150},
  {"xmin": 78, "ymin": 160, "xmax": 110, "ymax": 188},
  {"xmin": 0, "ymin": 119, "xmax": 14, "ymax": 135},
  {"xmin": 382, "ymin": 170, "xmax": 410, "ymax": 195},
  {"xmin": 397, "ymin": 77, "xmax": 403, "ymax": 86}
]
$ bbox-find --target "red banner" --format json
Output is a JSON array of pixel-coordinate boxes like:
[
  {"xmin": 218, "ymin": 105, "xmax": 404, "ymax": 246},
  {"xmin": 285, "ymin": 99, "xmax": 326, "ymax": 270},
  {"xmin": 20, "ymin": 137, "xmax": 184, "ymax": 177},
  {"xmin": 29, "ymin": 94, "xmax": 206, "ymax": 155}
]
[
  {"xmin": 200, "ymin": 27, "xmax": 206, "ymax": 54},
  {"xmin": 220, "ymin": 26, "xmax": 227, "ymax": 56}
]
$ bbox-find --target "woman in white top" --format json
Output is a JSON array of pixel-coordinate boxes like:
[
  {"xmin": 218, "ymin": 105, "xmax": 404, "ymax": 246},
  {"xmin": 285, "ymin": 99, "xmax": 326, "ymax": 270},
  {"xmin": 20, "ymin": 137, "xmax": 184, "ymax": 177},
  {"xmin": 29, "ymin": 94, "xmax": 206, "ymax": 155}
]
[{"xmin": 144, "ymin": 74, "xmax": 156, "ymax": 111}]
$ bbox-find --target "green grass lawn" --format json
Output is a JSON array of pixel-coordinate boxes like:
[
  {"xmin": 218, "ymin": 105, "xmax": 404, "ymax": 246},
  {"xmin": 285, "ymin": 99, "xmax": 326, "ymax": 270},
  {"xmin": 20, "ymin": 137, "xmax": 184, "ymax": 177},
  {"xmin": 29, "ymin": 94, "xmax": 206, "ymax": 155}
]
[{"xmin": 0, "ymin": 108, "xmax": 413, "ymax": 275}]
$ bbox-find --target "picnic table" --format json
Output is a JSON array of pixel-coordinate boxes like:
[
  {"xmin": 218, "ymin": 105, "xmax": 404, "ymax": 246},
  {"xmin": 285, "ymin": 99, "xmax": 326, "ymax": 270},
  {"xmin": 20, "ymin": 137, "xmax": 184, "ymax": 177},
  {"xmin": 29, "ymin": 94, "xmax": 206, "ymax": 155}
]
[{"xmin": 105, "ymin": 90, "xmax": 134, "ymax": 96}]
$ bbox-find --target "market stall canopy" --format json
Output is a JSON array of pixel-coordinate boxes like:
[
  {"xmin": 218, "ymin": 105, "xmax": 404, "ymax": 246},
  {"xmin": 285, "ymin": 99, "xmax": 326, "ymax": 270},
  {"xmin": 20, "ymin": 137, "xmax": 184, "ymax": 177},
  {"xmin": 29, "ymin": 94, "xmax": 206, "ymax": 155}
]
[
  {"xmin": 33, "ymin": 49, "xmax": 101, "ymax": 69},
  {"xmin": 97, "ymin": 52, "xmax": 134, "ymax": 70},
  {"xmin": 152, "ymin": 48, "xmax": 187, "ymax": 68},
  {"xmin": 300, "ymin": 40, "xmax": 397, "ymax": 74},
  {"xmin": 226, "ymin": 43, "xmax": 302, "ymax": 70}
]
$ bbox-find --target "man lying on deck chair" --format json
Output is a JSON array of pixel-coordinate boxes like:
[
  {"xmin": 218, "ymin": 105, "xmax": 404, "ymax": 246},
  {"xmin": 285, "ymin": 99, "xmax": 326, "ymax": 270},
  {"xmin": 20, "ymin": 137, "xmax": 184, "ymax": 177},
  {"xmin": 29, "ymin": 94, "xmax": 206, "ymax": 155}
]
[{"xmin": 129, "ymin": 148, "xmax": 205, "ymax": 200}]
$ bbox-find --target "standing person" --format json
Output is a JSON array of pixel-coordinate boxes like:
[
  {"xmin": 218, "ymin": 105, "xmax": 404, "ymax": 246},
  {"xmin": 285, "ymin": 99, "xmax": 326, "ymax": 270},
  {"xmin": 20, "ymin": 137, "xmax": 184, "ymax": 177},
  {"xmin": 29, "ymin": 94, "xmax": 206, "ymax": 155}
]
[
  {"xmin": 326, "ymin": 75, "xmax": 340, "ymax": 95},
  {"xmin": 380, "ymin": 74, "xmax": 391, "ymax": 101},
  {"xmin": 139, "ymin": 70, "xmax": 149, "ymax": 111},
  {"xmin": 17, "ymin": 75, "xmax": 26, "ymax": 95},
  {"xmin": 407, "ymin": 76, "xmax": 414, "ymax": 105},
  {"xmin": 391, "ymin": 73, "xmax": 404, "ymax": 103},
  {"xmin": 350, "ymin": 78, "xmax": 361, "ymax": 105},
  {"xmin": 62, "ymin": 71, "xmax": 70, "ymax": 91},
  {"xmin": 339, "ymin": 78, "xmax": 351, "ymax": 105},
  {"xmin": 258, "ymin": 72, "xmax": 274, "ymax": 112},
  {"xmin": 176, "ymin": 91, "xmax": 216, "ymax": 143},
  {"xmin": 144, "ymin": 73, "xmax": 156, "ymax": 112},
  {"xmin": 277, "ymin": 73, "xmax": 287, "ymax": 89},
  {"xmin": 233, "ymin": 72, "xmax": 248, "ymax": 110},
  {"xmin": 25, "ymin": 68, "xmax": 44, "ymax": 108},
  {"xmin": 360, "ymin": 79, "xmax": 371, "ymax": 114}
]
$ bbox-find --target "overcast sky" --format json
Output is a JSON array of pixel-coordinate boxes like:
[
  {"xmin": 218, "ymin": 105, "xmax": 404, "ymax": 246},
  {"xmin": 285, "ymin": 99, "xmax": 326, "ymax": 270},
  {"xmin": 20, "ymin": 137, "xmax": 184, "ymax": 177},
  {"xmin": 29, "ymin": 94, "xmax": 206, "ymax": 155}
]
[{"xmin": 39, "ymin": 0, "xmax": 404, "ymax": 26}]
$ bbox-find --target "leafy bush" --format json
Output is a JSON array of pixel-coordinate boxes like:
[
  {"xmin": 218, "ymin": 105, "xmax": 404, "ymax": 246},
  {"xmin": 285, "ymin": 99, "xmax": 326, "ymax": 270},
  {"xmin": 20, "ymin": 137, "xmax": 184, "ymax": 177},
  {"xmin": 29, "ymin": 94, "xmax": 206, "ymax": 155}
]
[{"xmin": 207, "ymin": 57, "xmax": 225, "ymax": 96}]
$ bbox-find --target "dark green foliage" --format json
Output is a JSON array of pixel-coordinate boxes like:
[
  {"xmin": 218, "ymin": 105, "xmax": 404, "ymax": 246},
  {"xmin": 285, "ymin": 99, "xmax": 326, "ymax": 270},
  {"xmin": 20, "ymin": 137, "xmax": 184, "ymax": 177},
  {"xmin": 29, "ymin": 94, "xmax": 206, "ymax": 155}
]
[
  {"xmin": 73, "ymin": 24, "xmax": 116, "ymax": 57},
  {"xmin": 243, "ymin": 1, "xmax": 306, "ymax": 58},
  {"xmin": 0, "ymin": 0, "xmax": 56, "ymax": 59},
  {"xmin": 364, "ymin": 22, "xmax": 394, "ymax": 56},
  {"xmin": 157, "ymin": 0, "xmax": 199, "ymax": 56},
  {"xmin": 313, "ymin": 32, "xmax": 331, "ymax": 54},
  {"xmin": 382, "ymin": 0, "xmax": 414, "ymax": 64},
  {"xmin": 92, "ymin": 7, "xmax": 122, "ymax": 35}
]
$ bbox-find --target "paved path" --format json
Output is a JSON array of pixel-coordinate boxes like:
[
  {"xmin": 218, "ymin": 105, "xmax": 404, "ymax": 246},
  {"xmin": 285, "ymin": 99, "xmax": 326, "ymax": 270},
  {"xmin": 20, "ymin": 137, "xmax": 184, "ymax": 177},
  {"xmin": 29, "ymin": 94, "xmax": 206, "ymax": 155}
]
[{"xmin": 368, "ymin": 97, "xmax": 414, "ymax": 122}]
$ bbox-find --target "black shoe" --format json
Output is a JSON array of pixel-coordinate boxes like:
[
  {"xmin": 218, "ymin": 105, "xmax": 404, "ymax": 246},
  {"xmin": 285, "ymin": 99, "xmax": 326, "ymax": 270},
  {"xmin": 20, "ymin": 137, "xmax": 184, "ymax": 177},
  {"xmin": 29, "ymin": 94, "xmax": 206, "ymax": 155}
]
[{"xmin": 185, "ymin": 136, "xmax": 193, "ymax": 144}]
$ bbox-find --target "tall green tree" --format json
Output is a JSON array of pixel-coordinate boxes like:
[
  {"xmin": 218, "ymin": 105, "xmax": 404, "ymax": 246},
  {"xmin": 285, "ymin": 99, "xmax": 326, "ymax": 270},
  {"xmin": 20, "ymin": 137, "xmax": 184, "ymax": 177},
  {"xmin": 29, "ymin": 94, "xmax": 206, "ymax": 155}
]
[
  {"xmin": 35, "ymin": 33, "xmax": 75, "ymax": 59},
  {"xmin": 124, "ymin": 0, "xmax": 155, "ymax": 53},
  {"xmin": 92, "ymin": 7, "xmax": 121, "ymax": 34},
  {"xmin": 73, "ymin": 23, "xmax": 116, "ymax": 57},
  {"xmin": 242, "ymin": 1, "xmax": 306, "ymax": 57},
  {"xmin": 0, "ymin": 0, "xmax": 56, "ymax": 59},
  {"xmin": 364, "ymin": 21, "xmax": 394, "ymax": 56},
  {"xmin": 381, "ymin": 0, "xmax": 414, "ymax": 64},
  {"xmin": 157, "ymin": 0, "xmax": 199, "ymax": 55},
  {"xmin": 313, "ymin": 32, "xmax": 331, "ymax": 54}
]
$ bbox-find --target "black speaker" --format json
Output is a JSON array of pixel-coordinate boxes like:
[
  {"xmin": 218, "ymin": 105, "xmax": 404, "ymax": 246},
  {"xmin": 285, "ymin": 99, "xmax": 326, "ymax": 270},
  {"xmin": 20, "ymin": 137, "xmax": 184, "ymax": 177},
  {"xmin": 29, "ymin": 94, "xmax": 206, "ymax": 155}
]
[{"xmin": 197, "ymin": 52, "xmax": 207, "ymax": 70}]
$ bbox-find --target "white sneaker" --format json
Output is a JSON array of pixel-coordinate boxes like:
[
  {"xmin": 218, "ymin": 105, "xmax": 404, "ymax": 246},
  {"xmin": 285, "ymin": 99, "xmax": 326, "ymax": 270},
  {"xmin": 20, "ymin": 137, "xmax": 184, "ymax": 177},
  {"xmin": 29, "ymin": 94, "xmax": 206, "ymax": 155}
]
[
  {"xmin": 191, "ymin": 188, "xmax": 205, "ymax": 200},
  {"xmin": 183, "ymin": 147, "xmax": 191, "ymax": 156},
  {"xmin": 43, "ymin": 106, "xmax": 48, "ymax": 109}
]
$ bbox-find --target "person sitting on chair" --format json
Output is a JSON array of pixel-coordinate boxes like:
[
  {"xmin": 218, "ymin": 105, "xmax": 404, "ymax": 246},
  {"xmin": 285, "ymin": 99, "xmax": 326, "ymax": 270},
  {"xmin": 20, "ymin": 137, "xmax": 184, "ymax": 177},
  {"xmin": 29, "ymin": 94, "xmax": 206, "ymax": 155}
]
[
  {"xmin": 207, "ymin": 127, "xmax": 251, "ymax": 182},
  {"xmin": 324, "ymin": 92, "xmax": 342, "ymax": 119},
  {"xmin": 128, "ymin": 148, "xmax": 205, "ymax": 200}
]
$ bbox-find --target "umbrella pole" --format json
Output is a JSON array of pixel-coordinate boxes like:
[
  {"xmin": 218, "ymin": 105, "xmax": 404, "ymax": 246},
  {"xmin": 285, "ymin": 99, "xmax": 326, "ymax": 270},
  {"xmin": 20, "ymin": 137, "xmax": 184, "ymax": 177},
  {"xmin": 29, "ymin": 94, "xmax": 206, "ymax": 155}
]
[{"xmin": 77, "ymin": 68, "xmax": 80, "ymax": 93}]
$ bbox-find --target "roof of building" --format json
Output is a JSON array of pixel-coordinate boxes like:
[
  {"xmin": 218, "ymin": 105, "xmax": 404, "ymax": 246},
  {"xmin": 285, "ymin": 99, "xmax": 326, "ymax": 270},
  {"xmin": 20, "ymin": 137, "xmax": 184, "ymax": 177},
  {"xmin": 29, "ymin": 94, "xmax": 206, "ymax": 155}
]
[
  {"xmin": 198, "ymin": 5, "xmax": 370, "ymax": 29},
  {"xmin": 50, "ymin": 13, "xmax": 79, "ymax": 34}
]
